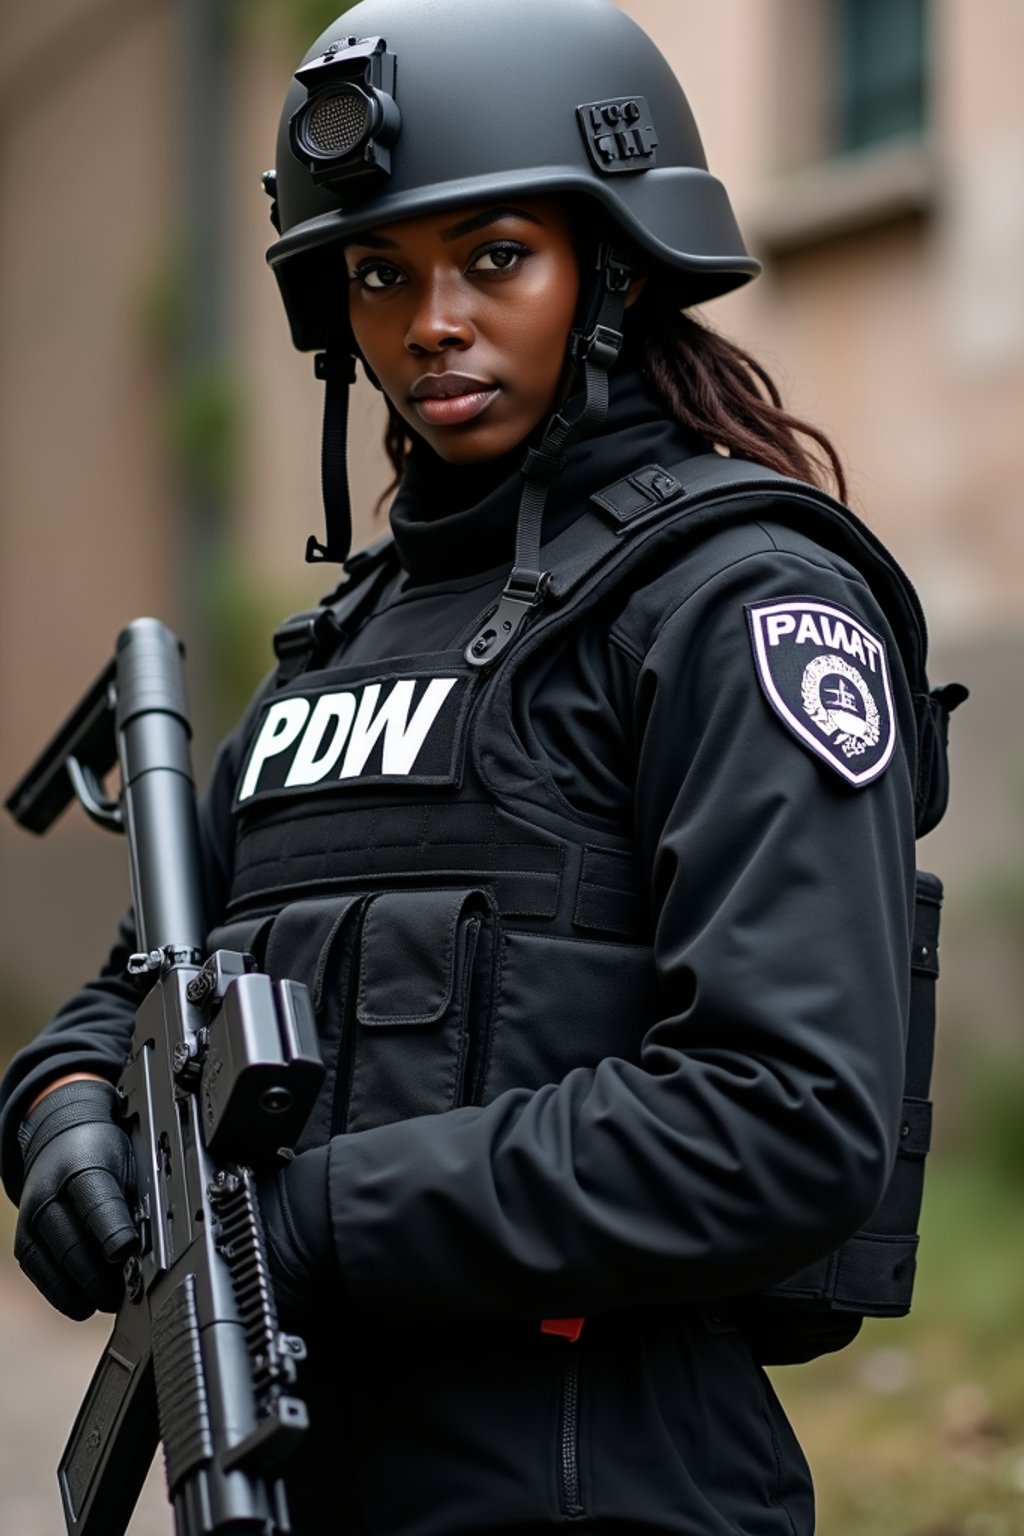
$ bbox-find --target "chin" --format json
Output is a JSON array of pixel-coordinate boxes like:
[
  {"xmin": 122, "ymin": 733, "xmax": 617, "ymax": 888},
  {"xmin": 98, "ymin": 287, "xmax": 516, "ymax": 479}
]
[{"xmin": 430, "ymin": 438, "xmax": 509, "ymax": 465}]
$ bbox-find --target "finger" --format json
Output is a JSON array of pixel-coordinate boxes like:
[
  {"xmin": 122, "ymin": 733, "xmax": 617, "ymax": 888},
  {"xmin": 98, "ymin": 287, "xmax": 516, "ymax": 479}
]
[
  {"xmin": 16, "ymin": 1231, "xmax": 96, "ymax": 1322},
  {"xmin": 31, "ymin": 1197, "xmax": 126, "ymax": 1312},
  {"xmin": 67, "ymin": 1166, "xmax": 138, "ymax": 1263}
]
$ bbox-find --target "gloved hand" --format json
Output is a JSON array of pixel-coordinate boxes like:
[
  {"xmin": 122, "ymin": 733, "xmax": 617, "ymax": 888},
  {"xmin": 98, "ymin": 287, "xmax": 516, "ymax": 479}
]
[
  {"xmin": 258, "ymin": 1144, "xmax": 335, "ymax": 1322},
  {"xmin": 15, "ymin": 1079, "xmax": 137, "ymax": 1321}
]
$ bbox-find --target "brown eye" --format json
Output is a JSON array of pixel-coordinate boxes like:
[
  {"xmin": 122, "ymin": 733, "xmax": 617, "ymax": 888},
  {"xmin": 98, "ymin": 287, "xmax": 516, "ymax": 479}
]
[
  {"xmin": 353, "ymin": 262, "xmax": 404, "ymax": 290},
  {"xmin": 471, "ymin": 242, "xmax": 529, "ymax": 274}
]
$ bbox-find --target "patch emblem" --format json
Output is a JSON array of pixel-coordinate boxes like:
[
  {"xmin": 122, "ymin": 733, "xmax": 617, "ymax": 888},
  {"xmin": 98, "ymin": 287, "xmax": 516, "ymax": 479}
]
[{"xmin": 746, "ymin": 598, "xmax": 896, "ymax": 787}]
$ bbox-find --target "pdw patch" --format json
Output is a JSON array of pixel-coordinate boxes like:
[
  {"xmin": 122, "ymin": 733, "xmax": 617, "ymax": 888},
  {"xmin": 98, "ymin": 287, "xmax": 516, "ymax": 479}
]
[
  {"xmin": 234, "ymin": 672, "xmax": 471, "ymax": 808},
  {"xmin": 746, "ymin": 598, "xmax": 896, "ymax": 787}
]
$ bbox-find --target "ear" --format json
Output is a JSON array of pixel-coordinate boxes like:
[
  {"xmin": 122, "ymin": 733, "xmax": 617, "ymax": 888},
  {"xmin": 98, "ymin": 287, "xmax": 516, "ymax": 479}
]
[{"xmin": 625, "ymin": 271, "xmax": 648, "ymax": 310}]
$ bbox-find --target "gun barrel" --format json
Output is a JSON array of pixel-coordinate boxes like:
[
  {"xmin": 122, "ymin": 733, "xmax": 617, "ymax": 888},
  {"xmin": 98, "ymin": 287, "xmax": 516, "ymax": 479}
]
[{"xmin": 115, "ymin": 619, "xmax": 207, "ymax": 956}]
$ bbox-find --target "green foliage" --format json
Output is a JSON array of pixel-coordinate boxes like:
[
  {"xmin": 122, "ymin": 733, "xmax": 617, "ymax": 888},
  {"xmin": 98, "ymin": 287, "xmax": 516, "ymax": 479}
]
[
  {"xmin": 961, "ymin": 1045, "xmax": 1024, "ymax": 1193},
  {"xmin": 199, "ymin": 554, "xmax": 311, "ymax": 734},
  {"xmin": 772, "ymin": 1154, "xmax": 1024, "ymax": 1535},
  {"xmin": 974, "ymin": 763, "xmax": 1024, "ymax": 933},
  {"xmin": 135, "ymin": 244, "xmax": 186, "ymax": 363},
  {"xmin": 166, "ymin": 362, "xmax": 243, "ymax": 504},
  {"xmin": 233, "ymin": 0, "xmax": 361, "ymax": 52}
]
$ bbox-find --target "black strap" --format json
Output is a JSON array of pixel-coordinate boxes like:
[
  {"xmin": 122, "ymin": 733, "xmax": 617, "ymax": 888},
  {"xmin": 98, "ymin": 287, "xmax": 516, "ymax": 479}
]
[
  {"xmin": 273, "ymin": 536, "xmax": 399, "ymax": 684},
  {"xmin": 307, "ymin": 350, "xmax": 358, "ymax": 564},
  {"xmin": 763, "ymin": 870, "xmax": 941, "ymax": 1318},
  {"xmin": 464, "ymin": 248, "xmax": 632, "ymax": 667}
]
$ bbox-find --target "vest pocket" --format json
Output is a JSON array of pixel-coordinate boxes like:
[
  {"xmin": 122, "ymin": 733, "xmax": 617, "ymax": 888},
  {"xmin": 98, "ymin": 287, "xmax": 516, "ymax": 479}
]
[{"xmin": 345, "ymin": 887, "xmax": 497, "ymax": 1132}]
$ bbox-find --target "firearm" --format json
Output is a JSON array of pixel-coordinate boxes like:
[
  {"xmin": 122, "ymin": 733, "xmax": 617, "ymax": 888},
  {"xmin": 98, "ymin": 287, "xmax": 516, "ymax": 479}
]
[{"xmin": 5, "ymin": 617, "xmax": 324, "ymax": 1536}]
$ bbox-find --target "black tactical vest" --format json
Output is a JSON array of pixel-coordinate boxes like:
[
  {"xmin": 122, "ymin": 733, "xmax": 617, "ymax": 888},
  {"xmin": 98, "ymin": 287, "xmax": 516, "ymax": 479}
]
[{"xmin": 211, "ymin": 454, "xmax": 965, "ymax": 1364}]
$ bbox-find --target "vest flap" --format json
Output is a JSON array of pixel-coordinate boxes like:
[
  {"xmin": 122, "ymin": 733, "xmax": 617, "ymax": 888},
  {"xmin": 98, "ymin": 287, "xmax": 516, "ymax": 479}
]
[
  {"xmin": 206, "ymin": 914, "xmax": 274, "ymax": 966},
  {"xmin": 264, "ymin": 894, "xmax": 365, "ymax": 1012},
  {"xmin": 356, "ymin": 888, "xmax": 484, "ymax": 1028}
]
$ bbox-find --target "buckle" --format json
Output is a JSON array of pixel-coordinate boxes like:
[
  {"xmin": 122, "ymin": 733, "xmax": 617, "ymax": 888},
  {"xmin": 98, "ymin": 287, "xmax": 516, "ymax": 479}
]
[
  {"xmin": 572, "ymin": 323, "xmax": 624, "ymax": 370},
  {"xmin": 464, "ymin": 572, "xmax": 550, "ymax": 669},
  {"xmin": 521, "ymin": 445, "xmax": 566, "ymax": 485},
  {"xmin": 603, "ymin": 252, "xmax": 634, "ymax": 293},
  {"xmin": 314, "ymin": 352, "xmax": 357, "ymax": 383},
  {"xmin": 272, "ymin": 608, "xmax": 339, "ymax": 663}
]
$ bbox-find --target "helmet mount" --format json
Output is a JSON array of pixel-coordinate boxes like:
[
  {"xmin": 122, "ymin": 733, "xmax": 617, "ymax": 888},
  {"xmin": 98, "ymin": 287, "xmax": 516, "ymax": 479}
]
[{"xmin": 290, "ymin": 37, "xmax": 400, "ymax": 196}]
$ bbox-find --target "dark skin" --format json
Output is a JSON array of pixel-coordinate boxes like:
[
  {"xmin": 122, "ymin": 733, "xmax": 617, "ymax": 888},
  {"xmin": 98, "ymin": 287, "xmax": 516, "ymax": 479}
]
[{"xmin": 345, "ymin": 197, "xmax": 644, "ymax": 465}]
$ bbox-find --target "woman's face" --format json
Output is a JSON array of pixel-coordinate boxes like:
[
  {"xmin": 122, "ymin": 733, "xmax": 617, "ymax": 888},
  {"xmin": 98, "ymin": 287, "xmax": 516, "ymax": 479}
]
[{"xmin": 345, "ymin": 198, "xmax": 581, "ymax": 464}]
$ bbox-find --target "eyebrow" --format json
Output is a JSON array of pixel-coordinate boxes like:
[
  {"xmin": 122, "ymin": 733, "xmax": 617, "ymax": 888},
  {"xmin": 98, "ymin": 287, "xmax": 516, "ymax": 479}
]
[
  {"xmin": 440, "ymin": 206, "xmax": 544, "ymax": 241},
  {"xmin": 346, "ymin": 206, "xmax": 544, "ymax": 252}
]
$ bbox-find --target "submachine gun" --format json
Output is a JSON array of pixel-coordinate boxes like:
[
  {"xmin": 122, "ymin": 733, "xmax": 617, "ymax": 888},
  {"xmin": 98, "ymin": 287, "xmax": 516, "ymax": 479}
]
[{"xmin": 5, "ymin": 618, "xmax": 324, "ymax": 1536}]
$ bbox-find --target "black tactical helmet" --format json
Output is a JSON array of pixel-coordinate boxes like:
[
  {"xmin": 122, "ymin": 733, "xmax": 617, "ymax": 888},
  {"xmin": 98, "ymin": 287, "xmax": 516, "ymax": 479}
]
[{"xmin": 266, "ymin": 0, "xmax": 760, "ymax": 352}]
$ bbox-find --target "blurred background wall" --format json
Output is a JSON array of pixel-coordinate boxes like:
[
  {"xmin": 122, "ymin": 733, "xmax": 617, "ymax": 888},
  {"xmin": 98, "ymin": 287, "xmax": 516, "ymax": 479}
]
[{"xmin": 0, "ymin": 3, "xmax": 1022, "ymax": 1532}]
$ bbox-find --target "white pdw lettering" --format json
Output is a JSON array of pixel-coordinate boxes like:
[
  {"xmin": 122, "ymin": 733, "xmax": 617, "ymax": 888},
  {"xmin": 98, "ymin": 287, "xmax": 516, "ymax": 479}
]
[
  {"xmin": 284, "ymin": 692, "xmax": 357, "ymax": 787},
  {"xmin": 238, "ymin": 699, "xmax": 311, "ymax": 801},
  {"xmin": 339, "ymin": 678, "xmax": 458, "ymax": 778},
  {"xmin": 765, "ymin": 614, "xmax": 796, "ymax": 646}
]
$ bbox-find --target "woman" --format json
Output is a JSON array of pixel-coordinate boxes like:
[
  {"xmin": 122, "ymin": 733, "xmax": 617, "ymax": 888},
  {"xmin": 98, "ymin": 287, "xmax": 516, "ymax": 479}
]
[{"xmin": 0, "ymin": 2, "xmax": 950, "ymax": 1532}]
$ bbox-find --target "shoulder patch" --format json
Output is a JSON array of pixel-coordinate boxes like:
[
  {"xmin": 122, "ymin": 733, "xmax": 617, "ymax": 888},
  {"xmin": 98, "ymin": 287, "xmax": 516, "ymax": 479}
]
[{"xmin": 746, "ymin": 597, "xmax": 897, "ymax": 787}]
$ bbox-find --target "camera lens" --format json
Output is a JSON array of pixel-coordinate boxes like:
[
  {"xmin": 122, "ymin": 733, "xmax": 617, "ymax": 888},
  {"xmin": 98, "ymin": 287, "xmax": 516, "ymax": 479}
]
[{"xmin": 303, "ymin": 88, "xmax": 370, "ymax": 158}]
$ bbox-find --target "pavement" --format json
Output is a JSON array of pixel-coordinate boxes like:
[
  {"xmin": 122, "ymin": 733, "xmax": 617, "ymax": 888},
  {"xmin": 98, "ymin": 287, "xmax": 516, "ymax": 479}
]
[{"xmin": 0, "ymin": 1261, "xmax": 170, "ymax": 1535}]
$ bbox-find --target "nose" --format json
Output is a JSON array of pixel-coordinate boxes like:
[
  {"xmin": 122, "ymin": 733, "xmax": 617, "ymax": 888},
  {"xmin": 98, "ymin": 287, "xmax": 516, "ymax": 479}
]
[{"xmin": 404, "ymin": 272, "xmax": 474, "ymax": 355}]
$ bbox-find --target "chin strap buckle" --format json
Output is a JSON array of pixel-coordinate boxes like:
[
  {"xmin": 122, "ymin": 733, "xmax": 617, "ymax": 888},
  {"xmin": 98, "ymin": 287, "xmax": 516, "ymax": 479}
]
[
  {"xmin": 571, "ymin": 322, "xmax": 624, "ymax": 370},
  {"xmin": 464, "ymin": 569, "xmax": 550, "ymax": 669}
]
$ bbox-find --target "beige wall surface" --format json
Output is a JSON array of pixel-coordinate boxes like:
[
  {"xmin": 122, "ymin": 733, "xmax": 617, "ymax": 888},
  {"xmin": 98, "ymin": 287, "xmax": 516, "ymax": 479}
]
[{"xmin": 0, "ymin": 0, "xmax": 181, "ymax": 1017}]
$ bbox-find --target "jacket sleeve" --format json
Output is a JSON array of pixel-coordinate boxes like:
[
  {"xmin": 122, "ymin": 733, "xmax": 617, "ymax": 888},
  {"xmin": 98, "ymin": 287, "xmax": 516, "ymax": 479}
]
[
  {"xmin": 321, "ymin": 542, "xmax": 918, "ymax": 1321},
  {"xmin": 0, "ymin": 720, "xmax": 248, "ymax": 1204}
]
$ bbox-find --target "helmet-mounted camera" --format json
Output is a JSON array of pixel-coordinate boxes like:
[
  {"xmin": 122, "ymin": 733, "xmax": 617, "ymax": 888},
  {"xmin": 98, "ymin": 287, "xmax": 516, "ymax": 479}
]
[{"xmin": 290, "ymin": 36, "xmax": 400, "ymax": 194}]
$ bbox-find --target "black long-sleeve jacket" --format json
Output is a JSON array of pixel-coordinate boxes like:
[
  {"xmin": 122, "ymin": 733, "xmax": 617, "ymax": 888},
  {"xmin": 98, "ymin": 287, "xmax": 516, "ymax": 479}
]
[{"xmin": 0, "ymin": 375, "xmax": 917, "ymax": 1535}]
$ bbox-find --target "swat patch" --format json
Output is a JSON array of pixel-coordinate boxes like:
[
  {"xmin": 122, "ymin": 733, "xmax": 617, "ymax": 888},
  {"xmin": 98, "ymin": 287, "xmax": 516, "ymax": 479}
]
[
  {"xmin": 746, "ymin": 598, "xmax": 896, "ymax": 787},
  {"xmin": 234, "ymin": 672, "xmax": 471, "ymax": 808}
]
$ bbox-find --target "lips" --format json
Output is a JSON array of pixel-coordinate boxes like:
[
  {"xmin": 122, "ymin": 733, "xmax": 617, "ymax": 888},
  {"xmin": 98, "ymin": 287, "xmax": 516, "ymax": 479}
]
[
  {"xmin": 410, "ymin": 372, "xmax": 500, "ymax": 427},
  {"xmin": 410, "ymin": 371, "xmax": 496, "ymax": 401}
]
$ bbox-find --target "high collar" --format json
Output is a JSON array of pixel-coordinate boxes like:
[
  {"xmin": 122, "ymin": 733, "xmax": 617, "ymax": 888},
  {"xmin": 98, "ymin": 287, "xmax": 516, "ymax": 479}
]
[{"xmin": 388, "ymin": 368, "xmax": 704, "ymax": 585}]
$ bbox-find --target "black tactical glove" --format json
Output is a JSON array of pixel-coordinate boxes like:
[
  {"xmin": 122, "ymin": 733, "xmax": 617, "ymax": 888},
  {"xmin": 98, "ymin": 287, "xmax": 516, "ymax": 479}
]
[
  {"xmin": 15, "ymin": 1080, "xmax": 137, "ymax": 1321},
  {"xmin": 258, "ymin": 1144, "xmax": 335, "ymax": 1322}
]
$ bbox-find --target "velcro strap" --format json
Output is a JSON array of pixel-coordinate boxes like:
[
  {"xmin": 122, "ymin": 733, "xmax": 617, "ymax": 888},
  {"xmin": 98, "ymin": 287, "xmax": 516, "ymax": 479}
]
[
  {"xmin": 911, "ymin": 877, "xmax": 941, "ymax": 976},
  {"xmin": 831, "ymin": 1233, "xmax": 918, "ymax": 1316},
  {"xmin": 590, "ymin": 464, "xmax": 684, "ymax": 525},
  {"xmin": 574, "ymin": 845, "xmax": 645, "ymax": 939},
  {"xmin": 896, "ymin": 1096, "xmax": 932, "ymax": 1160}
]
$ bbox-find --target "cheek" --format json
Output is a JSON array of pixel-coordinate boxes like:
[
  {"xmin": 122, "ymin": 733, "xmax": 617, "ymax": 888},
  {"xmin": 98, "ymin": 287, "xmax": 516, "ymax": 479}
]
[
  {"xmin": 348, "ymin": 304, "xmax": 388, "ymax": 375},
  {"xmin": 506, "ymin": 270, "xmax": 579, "ymax": 389}
]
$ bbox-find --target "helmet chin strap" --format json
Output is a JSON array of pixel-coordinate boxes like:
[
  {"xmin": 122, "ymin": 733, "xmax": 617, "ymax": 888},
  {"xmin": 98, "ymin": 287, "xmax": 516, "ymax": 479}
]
[
  {"xmin": 307, "ymin": 349, "xmax": 358, "ymax": 564},
  {"xmin": 464, "ymin": 243, "xmax": 632, "ymax": 668}
]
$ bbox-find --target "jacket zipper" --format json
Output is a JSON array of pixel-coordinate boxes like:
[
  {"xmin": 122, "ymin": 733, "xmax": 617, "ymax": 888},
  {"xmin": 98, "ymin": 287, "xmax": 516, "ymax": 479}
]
[{"xmin": 558, "ymin": 1349, "xmax": 584, "ymax": 1517}]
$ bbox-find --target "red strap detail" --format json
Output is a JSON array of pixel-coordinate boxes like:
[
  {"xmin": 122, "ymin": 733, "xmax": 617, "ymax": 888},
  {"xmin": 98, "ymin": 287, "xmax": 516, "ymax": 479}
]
[{"xmin": 540, "ymin": 1316, "xmax": 585, "ymax": 1342}]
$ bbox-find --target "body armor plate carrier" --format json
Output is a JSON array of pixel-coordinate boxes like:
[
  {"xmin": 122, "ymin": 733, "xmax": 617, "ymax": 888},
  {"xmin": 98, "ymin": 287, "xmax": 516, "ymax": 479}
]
[{"xmin": 225, "ymin": 454, "xmax": 965, "ymax": 1366}]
